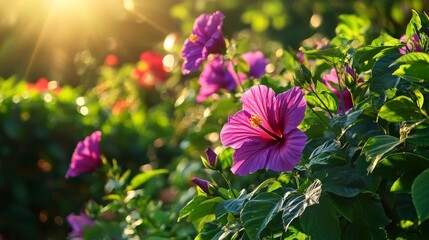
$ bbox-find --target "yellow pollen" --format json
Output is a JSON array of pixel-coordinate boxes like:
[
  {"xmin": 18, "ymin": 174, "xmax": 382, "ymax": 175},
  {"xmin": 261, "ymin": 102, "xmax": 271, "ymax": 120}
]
[
  {"xmin": 249, "ymin": 114, "xmax": 263, "ymax": 127},
  {"xmin": 189, "ymin": 34, "xmax": 198, "ymax": 43}
]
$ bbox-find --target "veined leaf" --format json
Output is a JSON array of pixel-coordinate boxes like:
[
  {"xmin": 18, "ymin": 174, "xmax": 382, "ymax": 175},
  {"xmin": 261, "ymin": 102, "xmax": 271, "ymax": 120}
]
[
  {"xmin": 362, "ymin": 135, "xmax": 402, "ymax": 173},
  {"xmin": 369, "ymin": 54, "xmax": 401, "ymax": 96},
  {"xmin": 241, "ymin": 192, "xmax": 282, "ymax": 240},
  {"xmin": 215, "ymin": 190, "xmax": 247, "ymax": 219},
  {"xmin": 378, "ymin": 96, "xmax": 423, "ymax": 122},
  {"xmin": 322, "ymin": 166, "xmax": 367, "ymax": 197}
]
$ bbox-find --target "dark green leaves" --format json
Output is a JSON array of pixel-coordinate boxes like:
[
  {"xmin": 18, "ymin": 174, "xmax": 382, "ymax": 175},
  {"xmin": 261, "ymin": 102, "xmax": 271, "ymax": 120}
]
[
  {"xmin": 361, "ymin": 135, "xmax": 403, "ymax": 173},
  {"xmin": 241, "ymin": 192, "xmax": 282, "ymax": 240},
  {"xmin": 412, "ymin": 169, "xmax": 429, "ymax": 223}
]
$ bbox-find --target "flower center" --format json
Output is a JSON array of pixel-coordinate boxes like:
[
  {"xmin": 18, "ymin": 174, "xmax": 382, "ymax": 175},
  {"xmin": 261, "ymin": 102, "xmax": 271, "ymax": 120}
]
[
  {"xmin": 249, "ymin": 114, "xmax": 263, "ymax": 127},
  {"xmin": 249, "ymin": 114, "xmax": 282, "ymax": 142},
  {"xmin": 189, "ymin": 34, "xmax": 198, "ymax": 43}
]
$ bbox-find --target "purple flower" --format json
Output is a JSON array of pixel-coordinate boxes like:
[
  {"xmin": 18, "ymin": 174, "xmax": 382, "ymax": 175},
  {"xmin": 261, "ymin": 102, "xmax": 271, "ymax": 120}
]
[
  {"xmin": 191, "ymin": 177, "xmax": 212, "ymax": 194},
  {"xmin": 205, "ymin": 147, "xmax": 217, "ymax": 168},
  {"xmin": 220, "ymin": 85, "xmax": 307, "ymax": 176},
  {"xmin": 67, "ymin": 212, "xmax": 94, "ymax": 240},
  {"xmin": 240, "ymin": 51, "xmax": 268, "ymax": 78},
  {"xmin": 196, "ymin": 56, "xmax": 238, "ymax": 103},
  {"xmin": 181, "ymin": 11, "xmax": 226, "ymax": 75},
  {"xmin": 66, "ymin": 131, "xmax": 102, "ymax": 178},
  {"xmin": 399, "ymin": 34, "xmax": 422, "ymax": 54},
  {"xmin": 322, "ymin": 65, "xmax": 357, "ymax": 114}
]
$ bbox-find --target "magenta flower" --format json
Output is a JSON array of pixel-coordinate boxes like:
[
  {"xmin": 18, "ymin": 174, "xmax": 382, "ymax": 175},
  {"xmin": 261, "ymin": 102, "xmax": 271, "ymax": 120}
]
[
  {"xmin": 220, "ymin": 85, "xmax": 307, "ymax": 175},
  {"xmin": 322, "ymin": 65, "xmax": 358, "ymax": 114},
  {"xmin": 65, "ymin": 131, "xmax": 102, "ymax": 178},
  {"xmin": 399, "ymin": 34, "xmax": 422, "ymax": 54},
  {"xmin": 240, "ymin": 51, "xmax": 268, "ymax": 78},
  {"xmin": 181, "ymin": 11, "xmax": 226, "ymax": 75},
  {"xmin": 196, "ymin": 56, "xmax": 238, "ymax": 103},
  {"xmin": 67, "ymin": 212, "xmax": 94, "ymax": 240}
]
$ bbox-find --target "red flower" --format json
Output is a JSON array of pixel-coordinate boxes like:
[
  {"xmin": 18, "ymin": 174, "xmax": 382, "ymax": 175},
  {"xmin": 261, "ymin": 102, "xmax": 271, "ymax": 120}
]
[
  {"xmin": 131, "ymin": 51, "xmax": 168, "ymax": 89},
  {"xmin": 27, "ymin": 77, "xmax": 61, "ymax": 93},
  {"xmin": 104, "ymin": 54, "xmax": 119, "ymax": 66}
]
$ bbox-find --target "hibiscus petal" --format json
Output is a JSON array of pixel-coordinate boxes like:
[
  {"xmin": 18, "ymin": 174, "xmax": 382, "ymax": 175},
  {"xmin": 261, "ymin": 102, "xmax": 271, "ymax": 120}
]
[
  {"xmin": 275, "ymin": 87, "xmax": 306, "ymax": 134},
  {"xmin": 241, "ymin": 85, "xmax": 277, "ymax": 133},
  {"xmin": 230, "ymin": 139, "xmax": 273, "ymax": 175},
  {"xmin": 220, "ymin": 110, "xmax": 272, "ymax": 149},
  {"xmin": 264, "ymin": 128, "xmax": 307, "ymax": 172}
]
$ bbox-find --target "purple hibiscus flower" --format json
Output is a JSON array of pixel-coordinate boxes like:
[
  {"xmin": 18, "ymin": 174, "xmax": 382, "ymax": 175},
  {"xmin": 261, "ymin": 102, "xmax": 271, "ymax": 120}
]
[
  {"xmin": 181, "ymin": 11, "xmax": 226, "ymax": 75},
  {"xmin": 196, "ymin": 56, "xmax": 238, "ymax": 103},
  {"xmin": 322, "ymin": 65, "xmax": 358, "ymax": 114},
  {"xmin": 67, "ymin": 212, "xmax": 94, "ymax": 240},
  {"xmin": 220, "ymin": 85, "xmax": 307, "ymax": 176},
  {"xmin": 65, "ymin": 131, "xmax": 102, "ymax": 178},
  {"xmin": 399, "ymin": 34, "xmax": 422, "ymax": 54},
  {"xmin": 240, "ymin": 51, "xmax": 268, "ymax": 78}
]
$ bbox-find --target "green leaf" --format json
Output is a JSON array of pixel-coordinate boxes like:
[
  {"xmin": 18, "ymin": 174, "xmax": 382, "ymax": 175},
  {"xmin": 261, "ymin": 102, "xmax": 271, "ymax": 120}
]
[
  {"xmin": 127, "ymin": 169, "xmax": 168, "ymax": 190},
  {"xmin": 394, "ymin": 52, "xmax": 429, "ymax": 65},
  {"xmin": 303, "ymin": 47, "xmax": 345, "ymax": 63},
  {"xmin": 362, "ymin": 135, "xmax": 402, "ymax": 173},
  {"xmin": 307, "ymin": 140, "xmax": 341, "ymax": 168},
  {"xmin": 216, "ymin": 190, "xmax": 247, "ymax": 219},
  {"xmin": 369, "ymin": 54, "xmax": 401, "ymax": 96},
  {"xmin": 358, "ymin": 193, "xmax": 391, "ymax": 228},
  {"xmin": 390, "ymin": 172, "xmax": 415, "ymax": 193},
  {"xmin": 374, "ymin": 152, "xmax": 429, "ymax": 179},
  {"xmin": 329, "ymin": 194, "xmax": 357, "ymax": 222},
  {"xmin": 305, "ymin": 84, "xmax": 339, "ymax": 113},
  {"xmin": 241, "ymin": 192, "xmax": 282, "ymax": 240},
  {"xmin": 378, "ymin": 96, "xmax": 423, "ymax": 122},
  {"xmin": 300, "ymin": 195, "xmax": 341, "ymax": 240},
  {"xmin": 393, "ymin": 63, "xmax": 429, "ymax": 82},
  {"xmin": 406, "ymin": 10, "xmax": 422, "ymax": 39},
  {"xmin": 178, "ymin": 196, "xmax": 209, "ymax": 222},
  {"xmin": 322, "ymin": 166, "xmax": 367, "ymax": 197},
  {"xmin": 188, "ymin": 197, "xmax": 223, "ymax": 222},
  {"xmin": 332, "ymin": 109, "xmax": 363, "ymax": 129},
  {"xmin": 195, "ymin": 222, "xmax": 223, "ymax": 240},
  {"xmin": 412, "ymin": 168, "xmax": 429, "ymax": 223}
]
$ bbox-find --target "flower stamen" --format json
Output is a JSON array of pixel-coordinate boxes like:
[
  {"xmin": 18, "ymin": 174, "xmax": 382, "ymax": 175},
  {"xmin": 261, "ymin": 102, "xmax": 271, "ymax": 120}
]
[
  {"xmin": 249, "ymin": 114, "xmax": 263, "ymax": 127},
  {"xmin": 189, "ymin": 34, "xmax": 198, "ymax": 43},
  {"xmin": 249, "ymin": 114, "xmax": 282, "ymax": 142}
]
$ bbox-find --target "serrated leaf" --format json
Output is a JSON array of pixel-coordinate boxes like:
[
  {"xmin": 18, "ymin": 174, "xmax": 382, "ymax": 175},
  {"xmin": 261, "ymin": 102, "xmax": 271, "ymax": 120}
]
[
  {"xmin": 378, "ymin": 96, "xmax": 423, "ymax": 122},
  {"xmin": 241, "ymin": 192, "xmax": 282, "ymax": 240},
  {"xmin": 127, "ymin": 169, "xmax": 168, "ymax": 190},
  {"xmin": 393, "ymin": 52, "xmax": 429, "ymax": 65},
  {"xmin": 362, "ymin": 135, "xmax": 402, "ymax": 173},
  {"xmin": 412, "ymin": 168, "xmax": 429, "ymax": 223}
]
